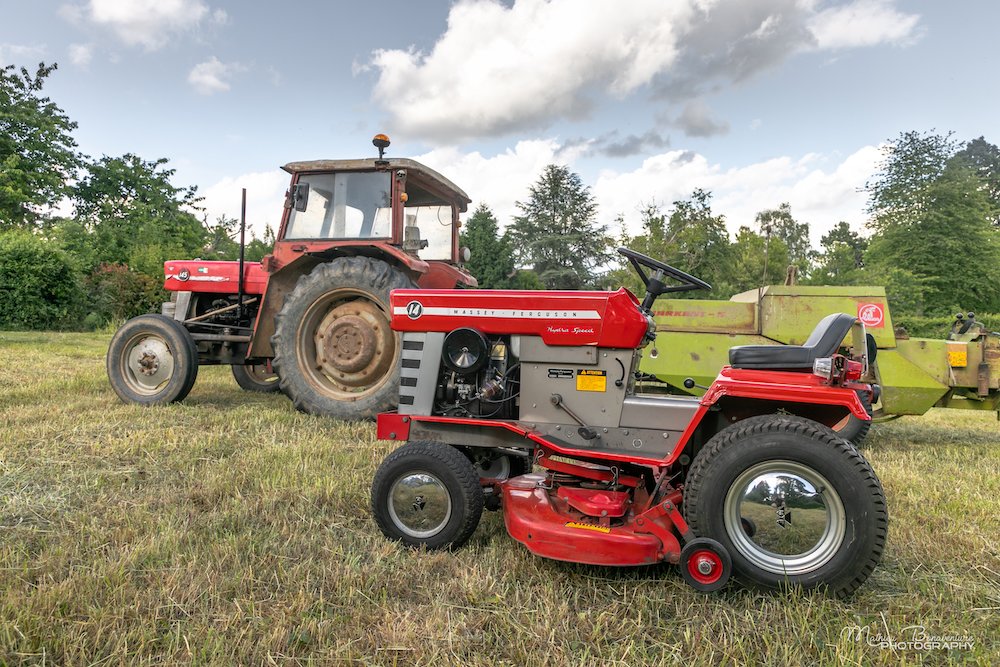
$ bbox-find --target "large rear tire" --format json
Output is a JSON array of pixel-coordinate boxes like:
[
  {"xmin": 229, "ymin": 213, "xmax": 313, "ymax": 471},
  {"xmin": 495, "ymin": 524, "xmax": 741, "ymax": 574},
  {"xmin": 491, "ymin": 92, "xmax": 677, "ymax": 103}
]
[
  {"xmin": 231, "ymin": 363, "xmax": 281, "ymax": 393},
  {"xmin": 107, "ymin": 314, "xmax": 199, "ymax": 405},
  {"xmin": 371, "ymin": 441, "xmax": 484, "ymax": 550},
  {"xmin": 683, "ymin": 414, "xmax": 887, "ymax": 597},
  {"xmin": 271, "ymin": 257, "xmax": 415, "ymax": 419}
]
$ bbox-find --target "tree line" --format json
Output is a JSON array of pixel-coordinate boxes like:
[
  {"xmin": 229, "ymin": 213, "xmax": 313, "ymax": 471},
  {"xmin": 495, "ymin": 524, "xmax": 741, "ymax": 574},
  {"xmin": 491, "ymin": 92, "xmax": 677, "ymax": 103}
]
[
  {"xmin": 0, "ymin": 63, "xmax": 273, "ymax": 330},
  {"xmin": 3, "ymin": 61, "xmax": 1000, "ymax": 331},
  {"xmin": 463, "ymin": 132, "xmax": 1000, "ymax": 319}
]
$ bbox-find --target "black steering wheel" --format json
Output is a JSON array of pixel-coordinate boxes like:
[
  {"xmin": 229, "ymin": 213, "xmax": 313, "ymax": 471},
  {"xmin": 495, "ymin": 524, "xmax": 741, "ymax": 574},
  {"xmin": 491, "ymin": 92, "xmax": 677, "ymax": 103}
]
[{"xmin": 618, "ymin": 247, "xmax": 711, "ymax": 311}]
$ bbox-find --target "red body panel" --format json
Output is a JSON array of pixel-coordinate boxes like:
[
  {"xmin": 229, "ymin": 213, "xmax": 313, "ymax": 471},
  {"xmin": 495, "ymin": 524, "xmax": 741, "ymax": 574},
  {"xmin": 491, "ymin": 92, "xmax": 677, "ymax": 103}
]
[
  {"xmin": 389, "ymin": 288, "xmax": 649, "ymax": 347},
  {"xmin": 502, "ymin": 474, "xmax": 667, "ymax": 566},
  {"xmin": 163, "ymin": 260, "xmax": 268, "ymax": 295}
]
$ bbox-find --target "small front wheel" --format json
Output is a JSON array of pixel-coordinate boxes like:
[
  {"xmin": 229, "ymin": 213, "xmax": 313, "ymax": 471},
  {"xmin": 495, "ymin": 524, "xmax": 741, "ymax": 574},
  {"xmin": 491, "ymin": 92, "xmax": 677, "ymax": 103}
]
[
  {"xmin": 679, "ymin": 537, "xmax": 732, "ymax": 592},
  {"xmin": 106, "ymin": 314, "xmax": 198, "ymax": 405},
  {"xmin": 231, "ymin": 363, "xmax": 281, "ymax": 393},
  {"xmin": 371, "ymin": 441, "xmax": 484, "ymax": 550}
]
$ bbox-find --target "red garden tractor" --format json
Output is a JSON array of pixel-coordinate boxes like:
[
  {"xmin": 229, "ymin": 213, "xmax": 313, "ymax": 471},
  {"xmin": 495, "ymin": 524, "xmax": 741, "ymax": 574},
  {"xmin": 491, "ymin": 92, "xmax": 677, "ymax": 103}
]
[
  {"xmin": 106, "ymin": 136, "xmax": 476, "ymax": 419},
  {"xmin": 370, "ymin": 248, "xmax": 887, "ymax": 595}
]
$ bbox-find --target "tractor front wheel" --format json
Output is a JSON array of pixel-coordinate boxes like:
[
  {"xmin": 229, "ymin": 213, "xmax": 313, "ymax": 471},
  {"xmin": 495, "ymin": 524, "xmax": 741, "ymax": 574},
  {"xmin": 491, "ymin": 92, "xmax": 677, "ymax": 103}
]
[
  {"xmin": 683, "ymin": 414, "xmax": 887, "ymax": 597},
  {"xmin": 106, "ymin": 314, "xmax": 199, "ymax": 405},
  {"xmin": 231, "ymin": 363, "xmax": 281, "ymax": 393},
  {"xmin": 371, "ymin": 441, "xmax": 484, "ymax": 549},
  {"xmin": 271, "ymin": 257, "xmax": 415, "ymax": 419}
]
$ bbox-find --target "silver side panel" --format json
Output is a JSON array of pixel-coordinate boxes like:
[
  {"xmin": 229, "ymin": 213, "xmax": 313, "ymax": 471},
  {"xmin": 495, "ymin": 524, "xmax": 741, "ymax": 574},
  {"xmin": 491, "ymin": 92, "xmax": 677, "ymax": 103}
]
[
  {"xmin": 517, "ymin": 335, "xmax": 597, "ymax": 364},
  {"xmin": 398, "ymin": 332, "xmax": 444, "ymax": 416},
  {"xmin": 619, "ymin": 395, "xmax": 701, "ymax": 431}
]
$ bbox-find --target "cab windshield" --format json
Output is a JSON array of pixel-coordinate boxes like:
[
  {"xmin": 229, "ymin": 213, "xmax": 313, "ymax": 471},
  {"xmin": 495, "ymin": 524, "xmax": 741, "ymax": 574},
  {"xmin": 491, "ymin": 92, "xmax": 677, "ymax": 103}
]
[{"xmin": 285, "ymin": 172, "xmax": 391, "ymax": 240}]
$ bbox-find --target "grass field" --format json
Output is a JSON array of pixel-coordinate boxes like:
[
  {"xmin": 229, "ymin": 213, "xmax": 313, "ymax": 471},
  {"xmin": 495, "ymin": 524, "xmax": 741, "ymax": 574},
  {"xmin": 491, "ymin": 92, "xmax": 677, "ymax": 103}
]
[{"xmin": 1, "ymin": 331, "xmax": 998, "ymax": 666}]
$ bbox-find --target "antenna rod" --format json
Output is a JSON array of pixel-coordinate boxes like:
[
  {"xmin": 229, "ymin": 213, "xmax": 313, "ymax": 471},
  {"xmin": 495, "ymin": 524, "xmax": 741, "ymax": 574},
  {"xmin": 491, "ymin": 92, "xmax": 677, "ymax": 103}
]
[{"xmin": 237, "ymin": 187, "xmax": 247, "ymax": 321}]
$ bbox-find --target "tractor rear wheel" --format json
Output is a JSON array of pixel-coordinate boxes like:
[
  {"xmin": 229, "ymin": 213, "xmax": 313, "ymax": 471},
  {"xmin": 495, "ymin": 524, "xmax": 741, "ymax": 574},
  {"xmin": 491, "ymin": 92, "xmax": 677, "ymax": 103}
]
[
  {"xmin": 683, "ymin": 414, "xmax": 887, "ymax": 597},
  {"xmin": 271, "ymin": 257, "xmax": 415, "ymax": 419},
  {"xmin": 831, "ymin": 390, "xmax": 872, "ymax": 444},
  {"xmin": 106, "ymin": 314, "xmax": 198, "ymax": 405},
  {"xmin": 371, "ymin": 441, "xmax": 484, "ymax": 549},
  {"xmin": 231, "ymin": 363, "xmax": 281, "ymax": 393}
]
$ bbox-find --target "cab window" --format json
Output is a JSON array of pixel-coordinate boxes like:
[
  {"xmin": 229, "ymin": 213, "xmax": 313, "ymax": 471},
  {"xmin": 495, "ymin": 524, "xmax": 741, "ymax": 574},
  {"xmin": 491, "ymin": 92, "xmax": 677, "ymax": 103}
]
[{"xmin": 285, "ymin": 172, "xmax": 391, "ymax": 240}]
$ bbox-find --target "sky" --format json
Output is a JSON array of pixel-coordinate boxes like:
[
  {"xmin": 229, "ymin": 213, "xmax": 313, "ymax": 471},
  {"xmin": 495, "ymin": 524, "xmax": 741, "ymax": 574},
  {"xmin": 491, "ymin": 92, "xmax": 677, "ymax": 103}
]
[{"xmin": 2, "ymin": 0, "xmax": 997, "ymax": 244}]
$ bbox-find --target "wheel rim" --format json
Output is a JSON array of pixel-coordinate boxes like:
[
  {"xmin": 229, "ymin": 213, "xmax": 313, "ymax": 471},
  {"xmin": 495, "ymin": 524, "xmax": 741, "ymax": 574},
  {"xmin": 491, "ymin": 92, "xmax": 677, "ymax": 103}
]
[
  {"xmin": 247, "ymin": 364, "xmax": 278, "ymax": 387},
  {"xmin": 472, "ymin": 453, "xmax": 511, "ymax": 480},
  {"xmin": 723, "ymin": 460, "xmax": 846, "ymax": 576},
  {"xmin": 387, "ymin": 471, "xmax": 453, "ymax": 539},
  {"xmin": 121, "ymin": 333, "xmax": 175, "ymax": 396},
  {"xmin": 295, "ymin": 288, "xmax": 397, "ymax": 400},
  {"xmin": 686, "ymin": 548, "xmax": 724, "ymax": 585}
]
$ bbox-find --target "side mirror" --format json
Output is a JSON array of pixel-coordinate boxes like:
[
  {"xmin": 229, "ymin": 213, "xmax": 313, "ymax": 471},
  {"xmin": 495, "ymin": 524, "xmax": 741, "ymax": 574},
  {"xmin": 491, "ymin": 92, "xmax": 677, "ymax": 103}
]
[{"xmin": 289, "ymin": 183, "xmax": 309, "ymax": 212}]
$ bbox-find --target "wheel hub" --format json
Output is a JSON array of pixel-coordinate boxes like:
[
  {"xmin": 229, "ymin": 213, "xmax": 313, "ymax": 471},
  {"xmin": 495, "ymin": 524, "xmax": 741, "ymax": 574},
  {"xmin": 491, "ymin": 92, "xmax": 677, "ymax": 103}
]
[
  {"xmin": 387, "ymin": 472, "xmax": 452, "ymax": 539},
  {"xmin": 314, "ymin": 301, "xmax": 393, "ymax": 388},
  {"xmin": 724, "ymin": 460, "xmax": 846, "ymax": 576},
  {"xmin": 137, "ymin": 351, "xmax": 160, "ymax": 376},
  {"xmin": 125, "ymin": 336, "xmax": 174, "ymax": 393},
  {"xmin": 696, "ymin": 557, "xmax": 714, "ymax": 576}
]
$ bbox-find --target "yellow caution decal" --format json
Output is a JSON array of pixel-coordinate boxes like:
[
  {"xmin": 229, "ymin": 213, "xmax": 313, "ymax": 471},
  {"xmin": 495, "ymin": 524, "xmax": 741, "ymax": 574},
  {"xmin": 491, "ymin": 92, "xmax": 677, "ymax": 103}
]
[
  {"xmin": 947, "ymin": 343, "xmax": 968, "ymax": 368},
  {"xmin": 576, "ymin": 369, "xmax": 607, "ymax": 392},
  {"xmin": 565, "ymin": 521, "xmax": 610, "ymax": 534}
]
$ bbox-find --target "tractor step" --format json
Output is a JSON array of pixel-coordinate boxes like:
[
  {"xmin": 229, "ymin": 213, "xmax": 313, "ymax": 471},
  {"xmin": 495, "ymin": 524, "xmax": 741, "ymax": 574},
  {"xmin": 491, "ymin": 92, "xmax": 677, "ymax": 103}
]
[{"xmin": 501, "ymin": 474, "xmax": 665, "ymax": 566}]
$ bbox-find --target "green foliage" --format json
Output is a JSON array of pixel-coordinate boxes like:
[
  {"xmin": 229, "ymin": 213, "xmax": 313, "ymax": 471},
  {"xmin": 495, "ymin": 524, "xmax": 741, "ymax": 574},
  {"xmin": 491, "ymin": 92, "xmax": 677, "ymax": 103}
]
[
  {"xmin": 728, "ymin": 226, "xmax": 790, "ymax": 293},
  {"xmin": 84, "ymin": 263, "xmax": 164, "ymax": 328},
  {"xmin": 0, "ymin": 63, "xmax": 81, "ymax": 228},
  {"xmin": 865, "ymin": 161, "xmax": 1000, "ymax": 315},
  {"xmin": 459, "ymin": 204, "xmax": 516, "ymax": 288},
  {"xmin": 244, "ymin": 225, "xmax": 276, "ymax": 263},
  {"xmin": 508, "ymin": 269, "xmax": 544, "ymax": 290},
  {"xmin": 755, "ymin": 203, "xmax": 814, "ymax": 279},
  {"xmin": 893, "ymin": 312, "xmax": 1000, "ymax": 339},
  {"xmin": 0, "ymin": 229, "xmax": 82, "ymax": 329},
  {"xmin": 507, "ymin": 164, "xmax": 612, "ymax": 289},
  {"xmin": 72, "ymin": 153, "xmax": 207, "ymax": 276},
  {"xmin": 613, "ymin": 191, "xmax": 733, "ymax": 296},
  {"xmin": 808, "ymin": 221, "xmax": 868, "ymax": 285},
  {"xmin": 953, "ymin": 136, "xmax": 1000, "ymax": 224}
]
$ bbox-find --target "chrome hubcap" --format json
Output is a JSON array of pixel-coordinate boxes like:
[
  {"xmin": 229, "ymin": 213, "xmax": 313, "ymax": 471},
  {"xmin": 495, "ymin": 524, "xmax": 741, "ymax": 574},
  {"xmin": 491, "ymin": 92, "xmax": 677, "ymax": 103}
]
[
  {"xmin": 387, "ymin": 471, "xmax": 452, "ymax": 538},
  {"xmin": 724, "ymin": 460, "xmax": 845, "ymax": 576}
]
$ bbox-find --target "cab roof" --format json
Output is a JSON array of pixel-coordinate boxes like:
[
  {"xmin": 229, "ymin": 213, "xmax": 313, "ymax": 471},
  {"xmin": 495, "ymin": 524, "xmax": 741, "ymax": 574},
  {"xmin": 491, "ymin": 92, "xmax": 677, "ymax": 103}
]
[{"xmin": 281, "ymin": 158, "xmax": 471, "ymax": 206}]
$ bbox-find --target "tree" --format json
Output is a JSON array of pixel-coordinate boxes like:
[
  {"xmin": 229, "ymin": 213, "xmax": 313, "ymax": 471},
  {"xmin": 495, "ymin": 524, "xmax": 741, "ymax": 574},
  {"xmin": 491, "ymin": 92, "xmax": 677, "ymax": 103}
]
[
  {"xmin": 507, "ymin": 165, "xmax": 612, "ymax": 289},
  {"xmin": 865, "ymin": 163, "xmax": 1000, "ymax": 314},
  {"xmin": 459, "ymin": 204, "xmax": 516, "ymax": 288},
  {"xmin": 728, "ymin": 226, "xmax": 790, "ymax": 293},
  {"xmin": 953, "ymin": 136, "xmax": 1000, "ymax": 225},
  {"xmin": 755, "ymin": 203, "xmax": 814, "ymax": 279},
  {"xmin": 71, "ymin": 154, "xmax": 207, "ymax": 276},
  {"xmin": 864, "ymin": 130, "xmax": 957, "ymax": 233},
  {"xmin": 0, "ymin": 63, "xmax": 81, "ymax": 228},
  {"xmin": 614, "ymin": 190, "xmax": 732, "ymax": 296},
  {"xmin": 808, "ymin": 221, "xmax": 868, "ymax": 285}
]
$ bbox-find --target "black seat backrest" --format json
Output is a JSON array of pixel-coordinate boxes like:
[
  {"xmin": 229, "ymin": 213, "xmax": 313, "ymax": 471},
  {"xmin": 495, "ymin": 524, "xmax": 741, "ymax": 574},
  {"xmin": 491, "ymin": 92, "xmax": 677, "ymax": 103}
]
[{"xmin": 728, "ymin": 312, "xmax": 857, "ymax": 370}]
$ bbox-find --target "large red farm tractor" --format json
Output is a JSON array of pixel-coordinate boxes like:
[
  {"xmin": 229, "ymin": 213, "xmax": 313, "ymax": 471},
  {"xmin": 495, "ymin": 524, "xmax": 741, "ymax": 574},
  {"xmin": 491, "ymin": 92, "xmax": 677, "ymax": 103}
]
[
  {"xmin": 371, "ymin": 249, "xmax": 887, "ymax": 595},
  {"xmin": 107, "ymin": 136, "xmax": 475, "ymax": 418}
]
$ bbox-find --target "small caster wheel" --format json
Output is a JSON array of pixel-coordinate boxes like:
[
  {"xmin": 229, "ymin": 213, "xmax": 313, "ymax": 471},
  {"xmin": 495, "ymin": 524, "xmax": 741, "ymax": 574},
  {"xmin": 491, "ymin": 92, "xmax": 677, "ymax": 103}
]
[{"xmin": 680, "ymin": 537, "xmax": 732, "ymax": 592}]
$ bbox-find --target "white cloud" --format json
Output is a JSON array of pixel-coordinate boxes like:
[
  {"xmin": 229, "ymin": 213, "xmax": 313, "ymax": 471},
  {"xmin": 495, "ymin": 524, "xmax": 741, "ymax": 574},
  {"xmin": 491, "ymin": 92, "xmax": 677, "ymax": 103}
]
[
  {"xmin": 594, "ymin": 145, "xmax": 882, "ymax": 242},
  {"xmin": 808, "ymin": 0, "xmax": 921, "ymax": 49},
  {"xmin": 368, "ymin": 0, "xmax": 921, "ymax": 143},
  {"xmin": 68, "ymin": 43, "xmax": 93, "ymax": 67},
  {"xmin": 200, "ymin": 170, "xmax": 290, "ymax": 239},
  {"xmin": 188, "ymin": 57, "xmax": 240, "ymax": 95},
  {"xmin": 64, "ymin": 0, "xmax": 217, "ymax": 50},
  {"xmin": 0, "ymin": 43, "xmax": 47, "ymax": 64},
  {"xmin": 674, "ymin": 100, "xmax": 730, "ymax": 138}
]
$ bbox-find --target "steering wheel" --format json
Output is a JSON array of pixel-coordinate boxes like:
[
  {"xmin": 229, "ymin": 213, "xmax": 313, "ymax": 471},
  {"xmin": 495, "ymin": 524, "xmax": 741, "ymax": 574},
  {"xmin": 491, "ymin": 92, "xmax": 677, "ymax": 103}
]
[{"xmin": 618, "ymin": 247, "xmax": 711, "ymax": 310}]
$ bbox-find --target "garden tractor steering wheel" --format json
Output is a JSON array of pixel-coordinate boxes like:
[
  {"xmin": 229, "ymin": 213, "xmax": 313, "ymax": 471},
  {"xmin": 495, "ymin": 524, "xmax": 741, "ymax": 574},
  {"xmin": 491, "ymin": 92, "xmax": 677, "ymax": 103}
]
[{"xmin": 618, "ymin": 247, "xmax": 711, "ymax": 312}]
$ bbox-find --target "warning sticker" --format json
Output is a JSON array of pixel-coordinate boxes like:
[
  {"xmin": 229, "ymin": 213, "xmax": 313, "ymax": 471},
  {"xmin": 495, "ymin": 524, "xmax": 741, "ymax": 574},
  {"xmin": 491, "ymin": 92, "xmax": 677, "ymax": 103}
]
[
  {"xmin": 576, "ymin": 369, "xmax": 607, "ymax": 392},
  {"xmin": 947, "ymin": 343, "xmax": 968, "ymax": 368},
  {"xmin": 565, "ymin": 521, "xmax": 610, "ymax": 534}
]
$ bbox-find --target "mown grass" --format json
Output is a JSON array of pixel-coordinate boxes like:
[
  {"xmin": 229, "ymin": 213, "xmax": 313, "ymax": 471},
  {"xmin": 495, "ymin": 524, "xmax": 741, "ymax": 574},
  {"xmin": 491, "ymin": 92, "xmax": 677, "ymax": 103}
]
[{"xmin": 0, "ymin": 331, "xmax": 997, "ymax": 666}]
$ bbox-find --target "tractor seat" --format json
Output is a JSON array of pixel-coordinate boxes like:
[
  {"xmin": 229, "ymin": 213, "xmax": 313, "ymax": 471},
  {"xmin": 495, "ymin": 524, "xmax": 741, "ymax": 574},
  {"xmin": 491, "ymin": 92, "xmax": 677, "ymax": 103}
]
[{"xmin": 728, "ymin": 313, "xmax": 856, "ymax": 370}]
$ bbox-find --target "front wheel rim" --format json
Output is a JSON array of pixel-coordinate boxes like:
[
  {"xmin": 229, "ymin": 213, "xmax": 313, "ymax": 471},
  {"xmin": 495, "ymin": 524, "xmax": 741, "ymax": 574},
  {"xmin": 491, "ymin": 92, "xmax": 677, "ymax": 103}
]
[
  {"xmin": 723, "ymin": 460, "xmax": 846, "ymax": 576},
  {"xmin": 122, "ymin": 333, "xmax": 175, "ymax": 396},
  {"xmin": 387, "ymin": 471, "xmax": 453, "ymax": 539}
]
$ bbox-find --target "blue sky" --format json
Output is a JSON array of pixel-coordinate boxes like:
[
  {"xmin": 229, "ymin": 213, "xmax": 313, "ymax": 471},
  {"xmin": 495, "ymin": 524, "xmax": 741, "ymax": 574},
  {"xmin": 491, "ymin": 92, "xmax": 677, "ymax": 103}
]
[{"xmin": 2, "ymin": 1, "xmax": 996, "ymax": 243}]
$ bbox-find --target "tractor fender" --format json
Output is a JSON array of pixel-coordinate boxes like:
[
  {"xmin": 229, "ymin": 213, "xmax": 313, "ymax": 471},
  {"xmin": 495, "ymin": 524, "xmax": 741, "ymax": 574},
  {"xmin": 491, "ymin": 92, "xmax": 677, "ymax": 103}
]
[{"xmin": 667, "ymin": 366, "xmax": 872, "ymax": 464}]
